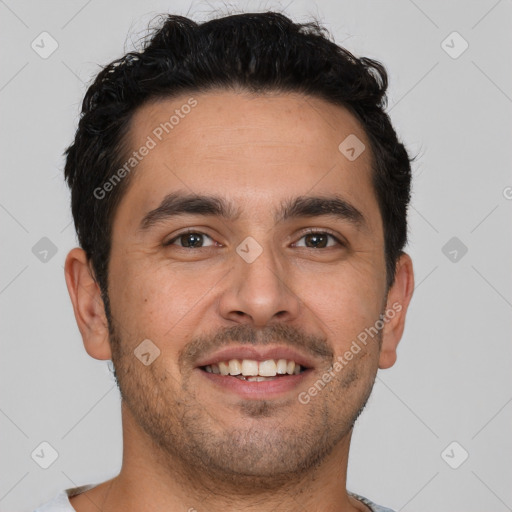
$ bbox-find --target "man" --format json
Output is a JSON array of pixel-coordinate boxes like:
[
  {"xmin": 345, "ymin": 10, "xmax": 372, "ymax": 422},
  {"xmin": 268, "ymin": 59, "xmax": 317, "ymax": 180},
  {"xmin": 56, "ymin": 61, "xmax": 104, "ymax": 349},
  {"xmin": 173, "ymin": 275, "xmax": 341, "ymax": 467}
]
[{"xmin": 35, "ymin": 10, "xmax": 414, "ymax": 512}]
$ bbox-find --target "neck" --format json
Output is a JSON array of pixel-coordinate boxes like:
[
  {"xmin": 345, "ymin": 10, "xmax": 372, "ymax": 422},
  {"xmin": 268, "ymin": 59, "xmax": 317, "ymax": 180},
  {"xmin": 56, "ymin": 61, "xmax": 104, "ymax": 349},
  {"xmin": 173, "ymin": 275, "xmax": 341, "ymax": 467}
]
[{"xmin": 97, "ymin": 403, "xmax": 366, "ymax": 512}]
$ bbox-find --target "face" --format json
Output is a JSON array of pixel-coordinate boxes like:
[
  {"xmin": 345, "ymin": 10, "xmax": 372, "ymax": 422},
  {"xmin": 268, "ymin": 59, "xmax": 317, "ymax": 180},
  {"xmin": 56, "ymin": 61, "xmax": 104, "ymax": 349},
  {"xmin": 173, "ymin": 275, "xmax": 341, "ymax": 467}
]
[{"xmin": 103, "ymin": 91, "xmax": 396, "ymax": 484}]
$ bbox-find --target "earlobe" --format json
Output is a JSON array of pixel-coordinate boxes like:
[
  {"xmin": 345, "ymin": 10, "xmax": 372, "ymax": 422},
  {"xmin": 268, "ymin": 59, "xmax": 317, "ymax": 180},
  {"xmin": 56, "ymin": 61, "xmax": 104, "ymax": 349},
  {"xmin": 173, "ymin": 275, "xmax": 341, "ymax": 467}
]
[
  {"xmin": 378, "ymin": 253, "xmax": 414, "ymax": 369},
  {"xmin": 64, "ymin": 248, "xmax": 112, "ymax": 360}
]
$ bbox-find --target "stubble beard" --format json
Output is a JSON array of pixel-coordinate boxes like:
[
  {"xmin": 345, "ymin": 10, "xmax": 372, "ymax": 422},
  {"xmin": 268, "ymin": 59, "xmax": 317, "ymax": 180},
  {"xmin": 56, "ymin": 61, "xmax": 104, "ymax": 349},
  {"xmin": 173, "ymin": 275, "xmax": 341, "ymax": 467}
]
[{"xmin": 107, "ymin": 320, "xmax": 379, "ymax": 493}]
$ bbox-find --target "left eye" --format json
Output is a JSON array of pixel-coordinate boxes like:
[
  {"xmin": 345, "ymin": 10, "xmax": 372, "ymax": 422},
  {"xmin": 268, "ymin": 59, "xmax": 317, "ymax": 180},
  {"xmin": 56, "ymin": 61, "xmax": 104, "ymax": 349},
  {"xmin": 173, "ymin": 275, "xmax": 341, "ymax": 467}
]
[
  {"xmin": 167, "ymin": 232, "xmax": 216, "ymax": 248},
  {"xmin": 294, "ymin": 232, "xmax": 341, "ymax": 249}
]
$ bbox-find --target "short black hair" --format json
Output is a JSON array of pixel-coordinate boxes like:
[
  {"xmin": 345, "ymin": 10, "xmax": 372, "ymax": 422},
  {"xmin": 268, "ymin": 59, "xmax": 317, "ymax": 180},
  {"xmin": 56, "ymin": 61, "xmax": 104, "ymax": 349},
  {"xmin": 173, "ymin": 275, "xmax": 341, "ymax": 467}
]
[{"xmin": 64, "ymin": 11, "xmax": 413, "ymax": 312}]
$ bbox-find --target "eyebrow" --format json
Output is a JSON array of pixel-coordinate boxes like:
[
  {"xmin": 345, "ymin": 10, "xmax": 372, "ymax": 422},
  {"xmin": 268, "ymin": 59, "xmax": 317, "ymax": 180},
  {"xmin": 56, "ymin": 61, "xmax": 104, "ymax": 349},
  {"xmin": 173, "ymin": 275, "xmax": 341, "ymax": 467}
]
[{"xmin": 139, "ymin": 191, "xmax": 367, "ymax": 231}]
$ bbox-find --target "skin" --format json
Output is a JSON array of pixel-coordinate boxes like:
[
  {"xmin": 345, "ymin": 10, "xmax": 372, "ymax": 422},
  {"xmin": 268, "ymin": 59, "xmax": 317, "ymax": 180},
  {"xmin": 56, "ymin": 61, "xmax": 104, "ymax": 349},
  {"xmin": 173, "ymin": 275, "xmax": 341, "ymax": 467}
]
[{"xmin": 65, "ymin": 90, "xmax": 414, "ymax": 512}]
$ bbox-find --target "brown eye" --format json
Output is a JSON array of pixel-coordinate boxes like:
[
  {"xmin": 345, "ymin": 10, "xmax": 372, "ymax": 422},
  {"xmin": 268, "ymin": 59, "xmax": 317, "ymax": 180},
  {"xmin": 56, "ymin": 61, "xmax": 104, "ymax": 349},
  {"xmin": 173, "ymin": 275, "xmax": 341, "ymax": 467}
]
[
  {"xmin": 304, "ymin": 233, "xmax": 328, "ymax": 248},
  {"xmin": 294, "ymin": 232, "xmax": 341, "ymax": 249},
  {"xmin": 166, "ymin": 232, "xmax": 215, "ymax": 248}
]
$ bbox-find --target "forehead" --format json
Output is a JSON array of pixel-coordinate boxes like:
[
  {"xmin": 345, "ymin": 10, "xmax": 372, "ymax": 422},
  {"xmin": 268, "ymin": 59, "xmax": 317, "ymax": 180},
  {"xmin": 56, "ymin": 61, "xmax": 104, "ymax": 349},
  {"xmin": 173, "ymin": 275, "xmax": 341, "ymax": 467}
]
[
  {"xmin": 115, "ymin": 90, "xmax": 379, "ymax": 231},
  {"xmin": 129, "ymin": 90, "xmax": 369, "ymax": 164}
]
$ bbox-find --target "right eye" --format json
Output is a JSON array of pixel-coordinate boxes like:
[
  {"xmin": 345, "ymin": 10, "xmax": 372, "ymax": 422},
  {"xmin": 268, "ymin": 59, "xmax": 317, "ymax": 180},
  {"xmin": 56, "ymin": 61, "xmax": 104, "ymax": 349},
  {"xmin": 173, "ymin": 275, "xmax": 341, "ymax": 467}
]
[{"xmin": 165, "ymin": 231, "xmax": 217, "ymax": 248}]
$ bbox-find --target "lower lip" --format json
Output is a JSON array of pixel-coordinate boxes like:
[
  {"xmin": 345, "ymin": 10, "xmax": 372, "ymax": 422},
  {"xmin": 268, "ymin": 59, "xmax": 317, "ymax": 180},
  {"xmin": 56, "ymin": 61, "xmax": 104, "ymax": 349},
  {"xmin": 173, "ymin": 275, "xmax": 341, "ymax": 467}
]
[{"xmin": 197, "ymin": 369, "xmax": 311, "ymax": 399}]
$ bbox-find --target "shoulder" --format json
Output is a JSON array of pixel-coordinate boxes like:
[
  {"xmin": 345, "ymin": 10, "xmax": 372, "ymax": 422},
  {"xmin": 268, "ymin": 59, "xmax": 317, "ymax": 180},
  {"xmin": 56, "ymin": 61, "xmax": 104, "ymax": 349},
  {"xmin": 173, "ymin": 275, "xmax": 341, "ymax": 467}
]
[
  {"xmin": 33, "ymin": 484, "xmax": 98, "ymax": 512},
  {"xmin": 348, "ymin": 491, "xmax": 397, "ymax": 512}
]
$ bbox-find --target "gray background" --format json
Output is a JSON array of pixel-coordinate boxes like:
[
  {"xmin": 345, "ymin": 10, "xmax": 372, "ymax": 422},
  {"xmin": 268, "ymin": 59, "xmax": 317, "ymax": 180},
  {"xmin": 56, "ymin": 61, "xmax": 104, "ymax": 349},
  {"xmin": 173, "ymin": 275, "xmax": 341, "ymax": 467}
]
[{"xmin": 1, "ymin": 1, "xmax": 511, "ymax": 511}]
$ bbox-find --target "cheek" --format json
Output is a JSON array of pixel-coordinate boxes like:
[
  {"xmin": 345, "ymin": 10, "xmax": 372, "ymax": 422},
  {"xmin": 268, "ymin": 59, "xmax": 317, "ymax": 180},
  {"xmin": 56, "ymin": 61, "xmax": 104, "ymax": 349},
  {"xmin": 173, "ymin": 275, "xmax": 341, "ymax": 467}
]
[
  {"xmin": 109, "ymin": 259, "xmax": 221, "ymax": 342},
  {"xmin": 298, "ymin": 265, "xmax": 384, "ymax": 352}
]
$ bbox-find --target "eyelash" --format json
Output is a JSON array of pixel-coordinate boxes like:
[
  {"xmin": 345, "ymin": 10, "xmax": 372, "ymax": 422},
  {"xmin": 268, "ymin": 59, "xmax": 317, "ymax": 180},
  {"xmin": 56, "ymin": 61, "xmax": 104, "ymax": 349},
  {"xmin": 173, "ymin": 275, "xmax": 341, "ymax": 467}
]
[
  {"xmin": 164, "ymin": 228, "xmax": 345, "ymax": 248},
  {"xmin": 297, "ymin": 228, "xmax": 344, "ymax": 247}
]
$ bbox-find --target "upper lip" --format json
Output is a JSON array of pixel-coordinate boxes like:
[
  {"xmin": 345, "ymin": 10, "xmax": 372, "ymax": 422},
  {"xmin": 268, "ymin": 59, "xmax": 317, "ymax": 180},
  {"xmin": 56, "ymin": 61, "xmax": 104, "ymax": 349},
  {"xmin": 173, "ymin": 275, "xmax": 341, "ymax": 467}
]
[{"xmin": 195, "ymin": 346, "xmax": 317, "ymax": 369}]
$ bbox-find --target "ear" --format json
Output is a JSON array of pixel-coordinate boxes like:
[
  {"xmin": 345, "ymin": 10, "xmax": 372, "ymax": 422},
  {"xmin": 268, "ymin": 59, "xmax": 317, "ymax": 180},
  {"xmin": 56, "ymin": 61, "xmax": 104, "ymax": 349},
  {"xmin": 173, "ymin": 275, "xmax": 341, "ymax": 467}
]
[
  {"xmin": 64, "ymin": 248, "xmax": 112, "ymax": 360},
  {"xmin": 379, "ymin": 252, "xmax": 414, "ymax": 369}
]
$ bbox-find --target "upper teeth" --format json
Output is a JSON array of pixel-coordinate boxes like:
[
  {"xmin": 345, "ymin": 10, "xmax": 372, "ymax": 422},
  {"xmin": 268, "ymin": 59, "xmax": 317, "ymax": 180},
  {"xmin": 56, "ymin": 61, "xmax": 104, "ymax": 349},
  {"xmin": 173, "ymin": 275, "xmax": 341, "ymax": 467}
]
[{"xmin": 204, "ymin": 359, "xmax": 302, "ymax": 377}]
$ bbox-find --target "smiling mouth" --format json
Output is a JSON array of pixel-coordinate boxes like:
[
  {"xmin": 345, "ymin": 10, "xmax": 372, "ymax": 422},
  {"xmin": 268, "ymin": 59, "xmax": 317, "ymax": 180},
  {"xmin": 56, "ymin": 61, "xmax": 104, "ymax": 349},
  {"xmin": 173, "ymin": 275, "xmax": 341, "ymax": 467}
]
[{"xmin": 200, "ymin": 358, "xmax": 308, "ymax": 382}]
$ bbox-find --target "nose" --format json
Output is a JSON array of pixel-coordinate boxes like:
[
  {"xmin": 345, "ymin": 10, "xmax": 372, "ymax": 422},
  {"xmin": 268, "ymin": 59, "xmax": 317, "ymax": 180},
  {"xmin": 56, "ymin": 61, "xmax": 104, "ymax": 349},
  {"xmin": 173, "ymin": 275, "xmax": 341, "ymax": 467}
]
[{"xmin": 218, "ymin": 241, "xmax": 301, "ymax": 327}]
